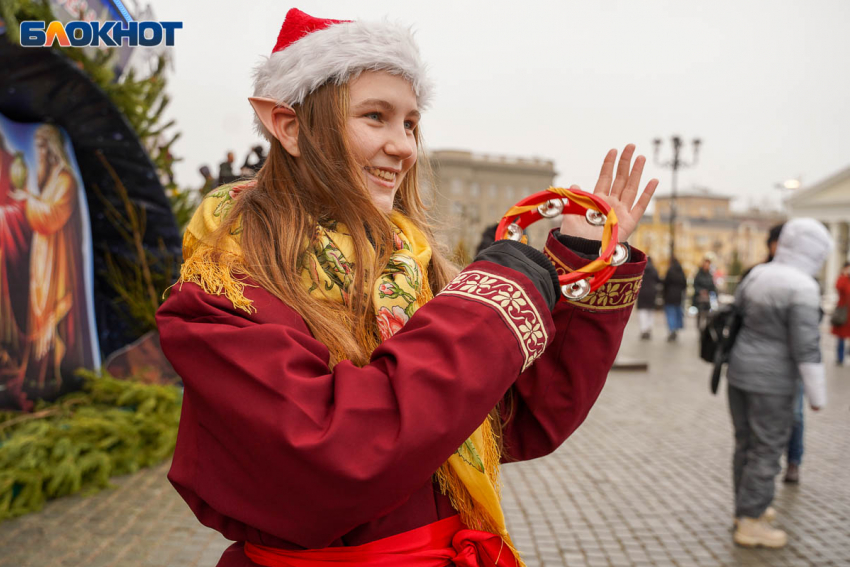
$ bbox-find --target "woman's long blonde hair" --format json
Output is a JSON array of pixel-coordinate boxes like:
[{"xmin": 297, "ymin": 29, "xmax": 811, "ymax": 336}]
[{"xmin": 214, "ymin": 80, "xmax": 458, "ymax": 367}]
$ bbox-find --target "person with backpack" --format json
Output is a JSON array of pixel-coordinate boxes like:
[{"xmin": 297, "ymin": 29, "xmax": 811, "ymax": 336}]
[
  {"xmin": 693, "ymin": 258, "xmax": 716, "ymax": 331},
  {"xmin": 726, "ymin": 218, "xmax": 830, "ymax": 549}
]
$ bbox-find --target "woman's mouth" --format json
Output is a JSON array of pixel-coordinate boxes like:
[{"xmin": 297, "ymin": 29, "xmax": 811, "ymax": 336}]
[{"xmin": 364, "ymin": 166, "xmax": 397, "ymax": 188}]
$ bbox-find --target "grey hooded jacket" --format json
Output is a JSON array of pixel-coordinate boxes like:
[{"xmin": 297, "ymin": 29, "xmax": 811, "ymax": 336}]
[{"xmin": 727, "ymin": 218, "xmax": 832, "ymax": 406}]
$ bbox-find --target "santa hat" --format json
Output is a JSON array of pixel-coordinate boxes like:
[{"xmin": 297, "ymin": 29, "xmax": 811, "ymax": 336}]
[{"xmin": 251, "ymin": 8, "xmax": 433, "ymax": 141}]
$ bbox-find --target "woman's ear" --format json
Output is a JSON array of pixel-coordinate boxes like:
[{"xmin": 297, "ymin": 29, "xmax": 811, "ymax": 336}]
[{"xmin": 248, "ymin": 97, "xmax": 300, "ymax": 157}]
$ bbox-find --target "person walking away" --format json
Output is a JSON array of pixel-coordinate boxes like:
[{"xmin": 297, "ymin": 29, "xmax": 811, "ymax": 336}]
[
  {"xmin": 663, "ymin": 257, "xmax": 687, "ymax": 341},
  {"xmin": 637, "ymin": 256, "xmax": 660, "ymax": 340},
  {"xmin": 739, "ymin": 223, "xmax": 806, "ymax": 485},
  {"xmin": 783, "ymin": 383, "xmax": 805, "ymax": 484},
  {"xmin": 693, "ymin": 258, "xmax": 717, "ymax": 331},
  {"xmin": 831, "ymin": 262, "xmax": 850, "ymax": 366},
  {"xmin": 726, "ymin": 218, "xmax": 830, "ymax": 548}
]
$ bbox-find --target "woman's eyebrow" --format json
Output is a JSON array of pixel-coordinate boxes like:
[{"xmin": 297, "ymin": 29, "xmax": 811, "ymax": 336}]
[
  {"xmin": 352, "ymin": 99, "xmax": 420, "ymax": 118},
  {"xmin": 352, "ymin": 99, "xmax": 395, "ymax": 112}
]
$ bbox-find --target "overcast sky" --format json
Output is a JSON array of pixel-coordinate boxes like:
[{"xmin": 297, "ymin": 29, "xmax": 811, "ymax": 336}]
[{"xmin": 150, "ymin": 0, "xmax": 850, "ymax": 212}]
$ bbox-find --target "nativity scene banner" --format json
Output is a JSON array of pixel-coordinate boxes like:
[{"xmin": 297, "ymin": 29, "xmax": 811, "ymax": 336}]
[{"xmin": 0, "ymin": 113, "xmax": 100, "ymax": 411}]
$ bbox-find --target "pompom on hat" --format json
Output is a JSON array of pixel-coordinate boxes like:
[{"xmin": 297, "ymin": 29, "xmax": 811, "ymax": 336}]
[{"xmin": 250, "ymin": 8, "xmax": 434, "ymax": 141}]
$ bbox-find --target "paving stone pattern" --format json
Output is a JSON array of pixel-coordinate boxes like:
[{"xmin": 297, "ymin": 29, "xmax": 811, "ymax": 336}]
[{"xmin": 1, "ymin": 313, "xmax": 848, "ymax": 566}]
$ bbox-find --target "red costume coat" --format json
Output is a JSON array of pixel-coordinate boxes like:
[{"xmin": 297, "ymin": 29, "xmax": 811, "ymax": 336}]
[
  {"xmin": 832, "ymin": 274, "xmax": 850, "ymax": 339},
  {"xmin": 155, "ymin": 231, "xmax": 646, "ymax": 566}
]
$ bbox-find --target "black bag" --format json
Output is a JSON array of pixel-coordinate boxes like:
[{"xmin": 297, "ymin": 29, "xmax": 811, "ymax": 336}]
[
  {"xmin": 700, "ymin": 303, "xmax": 743, "ymax": 394},
  {"xmin": 830, "ymin": 305, "xmax": 848, "ymax": 327}
]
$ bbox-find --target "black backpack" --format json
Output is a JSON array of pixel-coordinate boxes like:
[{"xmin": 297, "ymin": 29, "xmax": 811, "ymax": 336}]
[{"xmin": 700, "ymin": 303, "xmax": 743, "ymax": 394}]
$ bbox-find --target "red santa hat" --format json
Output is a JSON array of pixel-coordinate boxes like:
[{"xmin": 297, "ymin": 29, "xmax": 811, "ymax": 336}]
[{"xmin": 251, "ymin": 8, "xmax": 434, "ymax": 141}]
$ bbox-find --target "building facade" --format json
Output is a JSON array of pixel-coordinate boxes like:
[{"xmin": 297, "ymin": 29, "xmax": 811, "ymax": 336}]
[
  {"xmin": 425, "ymin": 150, "xmax": 557, "ymax": 262},
  {"xmin": 785, "ymin": 165, "xmax": 850, "ymax": 300},
  {"xmin": 629, "ymin": 190, "xmax": 786, "ymax": 284}
]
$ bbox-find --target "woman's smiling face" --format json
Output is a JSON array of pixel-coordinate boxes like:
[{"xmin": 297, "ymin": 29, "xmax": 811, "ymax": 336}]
[{"xmin": 346, "ymin": 70, "xmax": 420, "ymax": 213}]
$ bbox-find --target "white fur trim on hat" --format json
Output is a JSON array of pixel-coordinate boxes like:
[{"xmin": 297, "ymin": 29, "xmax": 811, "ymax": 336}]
[{"xmin": 252, "ymin": 19, "xmax": 433, "ymax": 141}]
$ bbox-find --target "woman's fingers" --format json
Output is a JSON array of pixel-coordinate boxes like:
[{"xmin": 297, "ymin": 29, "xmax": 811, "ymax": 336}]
[
  {"xmin": 621, "ymin": 155, "xmax": 647, "ymax": 208},
  {"xmin": 630, "ymin": 178, "xmax": 660, "ymax": 220},
  {"xmin": 593, "ymin": 149, "xmax": 617, "ymax": 195},
  {"xmin": 610, "ymin": 144, "xmax": 636, "ymax": 198}
]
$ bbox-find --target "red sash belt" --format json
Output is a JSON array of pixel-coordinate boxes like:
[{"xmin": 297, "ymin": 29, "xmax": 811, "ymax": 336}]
[{"xmin": 243, "ymin": 515, "xmax": 517, "ymax": 567}]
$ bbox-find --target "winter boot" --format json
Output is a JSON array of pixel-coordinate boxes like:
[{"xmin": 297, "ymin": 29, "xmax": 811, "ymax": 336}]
[
  {"xmin": 733, "ymin": 517, "xmax": 787, "ymax": 548},
  {"xmin": 734, "ymin": 506, "xmax": 776, "ymax": 527}
]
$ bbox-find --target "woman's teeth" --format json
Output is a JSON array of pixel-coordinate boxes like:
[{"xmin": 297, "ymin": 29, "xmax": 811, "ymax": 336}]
[{"xmin": 366, "ymin": 167, "xmax": 396, "ymax": 182}]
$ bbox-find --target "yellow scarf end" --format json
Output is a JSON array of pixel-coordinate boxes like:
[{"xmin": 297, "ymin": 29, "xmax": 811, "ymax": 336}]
[{"xmin": 177, "ymin": 250, "xmax": 256, "ymax": 314}]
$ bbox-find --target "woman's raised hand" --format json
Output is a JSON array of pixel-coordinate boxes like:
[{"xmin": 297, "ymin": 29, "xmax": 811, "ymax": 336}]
[{"xmin": 559, "ymin": 144, "xmax": 659, "ymax": 242}]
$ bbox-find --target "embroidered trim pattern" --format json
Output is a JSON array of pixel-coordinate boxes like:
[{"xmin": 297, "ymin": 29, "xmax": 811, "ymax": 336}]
[
  {"xmin": 543, "ymin": 245, "xmax": 577, "ymax": 276},
  {"xmin": 440, "ymin": 270, "xmax": 548, "ymax": 371},
  {"xmin": 544, "ymin": 246, "xmax": 643, "ymax": 311},
  {"xmin": 566, "ymin": 275, "xmax": 642, "ymax": 310}
]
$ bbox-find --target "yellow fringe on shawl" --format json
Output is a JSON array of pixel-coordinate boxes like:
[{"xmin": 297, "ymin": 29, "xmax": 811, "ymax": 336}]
[
  {"xmin": 177, "ymin": 231, "xmax": 256, "ymax": 313},
  {"xmin": 435, "ymin": 416, "xmax": 523, "ymax": 566},
  {"xmin": 174, "ymin": 189, "xmax": 522, "ymax": 566}
]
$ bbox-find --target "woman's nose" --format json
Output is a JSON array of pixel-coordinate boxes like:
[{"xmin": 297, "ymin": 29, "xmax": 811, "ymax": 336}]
[{"xmin": 383, "ymin": 125, "xmax": 415, "ymax": 161}]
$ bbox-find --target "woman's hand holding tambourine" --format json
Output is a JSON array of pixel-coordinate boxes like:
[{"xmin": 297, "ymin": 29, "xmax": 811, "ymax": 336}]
[
  {"xmin": 494, "ymin": 143, "xmax": 659, "ymax": 300},
  {"xmin": 559, "ymin": 144, "xmax": 658, "ymax": 242}
]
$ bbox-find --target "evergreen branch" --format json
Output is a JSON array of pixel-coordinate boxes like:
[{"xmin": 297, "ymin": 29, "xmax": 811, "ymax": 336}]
[
  {"xmin": 95, "ymin": 151, "xmax": 160, "ymax": 316},
  {"xmin": 0, "ymin": 372, "xmax": 182, "ymax": 521},
  {"xmin": 0, "ymin": 399, "xmax": 86, "ymax": 432}
]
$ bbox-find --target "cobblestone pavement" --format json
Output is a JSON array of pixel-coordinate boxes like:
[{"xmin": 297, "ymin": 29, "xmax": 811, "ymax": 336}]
[{"xmin": 2, "ymin": 313, "xmax": 848, "ymax": 566}]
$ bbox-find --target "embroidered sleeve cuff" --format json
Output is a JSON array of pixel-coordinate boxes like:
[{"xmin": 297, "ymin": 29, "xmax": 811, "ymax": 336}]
[
  {"xmin": 544, "ymin": 229, "xmax": 647, "ymax": 311},
  {"xmin": 439, "ymin": 262, "xmax": 556, "ymax": 371},
  {"xmin": 473, "ymin": 240, "xmax": 560, "ymax": 310}
]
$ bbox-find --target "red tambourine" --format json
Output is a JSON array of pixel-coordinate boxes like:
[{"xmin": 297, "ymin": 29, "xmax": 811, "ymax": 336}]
[{"xmin": 495, "ymin": 187, "xmax": 628, "ymax": 301}]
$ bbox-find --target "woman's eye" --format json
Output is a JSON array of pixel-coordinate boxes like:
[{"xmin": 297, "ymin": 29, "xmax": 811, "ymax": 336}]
[
  {"xmin": 404, "ymin": 121, "xmax": 416, "ymax": 130},
  {"xmin": 366, "ymin": 112, "xmax": 381, "ymax": 121}
]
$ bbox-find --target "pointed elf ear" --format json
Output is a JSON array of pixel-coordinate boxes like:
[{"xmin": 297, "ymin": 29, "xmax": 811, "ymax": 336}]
[
  {"xmin": 248, "ymin": 97, "xmax": 300, "ymax": 156},
  {"xmin": 249, "ymin": 97, "xmax": 287, "ymax": 135}
]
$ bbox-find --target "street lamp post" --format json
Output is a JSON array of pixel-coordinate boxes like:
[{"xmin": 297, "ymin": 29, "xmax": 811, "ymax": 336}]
[{"xmin": 653, "ymin": 135, "xmax": 701, "ymax": 266}]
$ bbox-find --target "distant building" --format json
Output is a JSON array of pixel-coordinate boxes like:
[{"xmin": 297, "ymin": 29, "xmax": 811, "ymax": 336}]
[
  {"xmin": 629, "ymin": 189, "xmax": 786, "ymax": 282},
  {"xmin": 785, "ymin": 164, "xmax": 850, "ymax": 297},
  {"xmin": 425, "ymin": 150, "xmax": 557, "ymax": 260}
]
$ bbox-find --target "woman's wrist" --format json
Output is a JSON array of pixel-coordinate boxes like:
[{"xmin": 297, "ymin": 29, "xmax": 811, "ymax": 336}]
[
  {"xmin": 558, "ymin": 215, "xmax": 604, "ymax": 241},
  {"xmin": 553, "ymin": 229, "xmax": 631, "ymax": 263}
]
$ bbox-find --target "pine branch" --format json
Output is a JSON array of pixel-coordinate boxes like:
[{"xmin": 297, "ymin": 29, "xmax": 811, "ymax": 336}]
[
  {"xmin": 95, "ymin": 152, "xmax": 160, "ymax": 317},
  {"xmin": 0, "ymin": 371, "xmax": 182, "ymax": 521}
]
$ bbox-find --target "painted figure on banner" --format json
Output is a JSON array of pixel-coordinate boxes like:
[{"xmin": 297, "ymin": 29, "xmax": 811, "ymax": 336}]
[
  {"xmin": 0, "ymin": 131, "xmax": 32, "ymax": 382},
  {"xmin": 0, "ymin": 116, "xmax": 99, "ymax": 410}
]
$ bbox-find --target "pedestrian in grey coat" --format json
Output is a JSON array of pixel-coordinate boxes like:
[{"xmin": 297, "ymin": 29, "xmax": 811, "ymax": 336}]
[{"xmin": 726, "ymin": 218, "xmax": 831, "ymax": 549}]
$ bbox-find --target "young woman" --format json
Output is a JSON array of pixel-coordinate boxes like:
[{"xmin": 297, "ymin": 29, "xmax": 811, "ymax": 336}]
[{"xmin": 157, "ymin": 9, "xmax": 657, "ymax": 567}]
